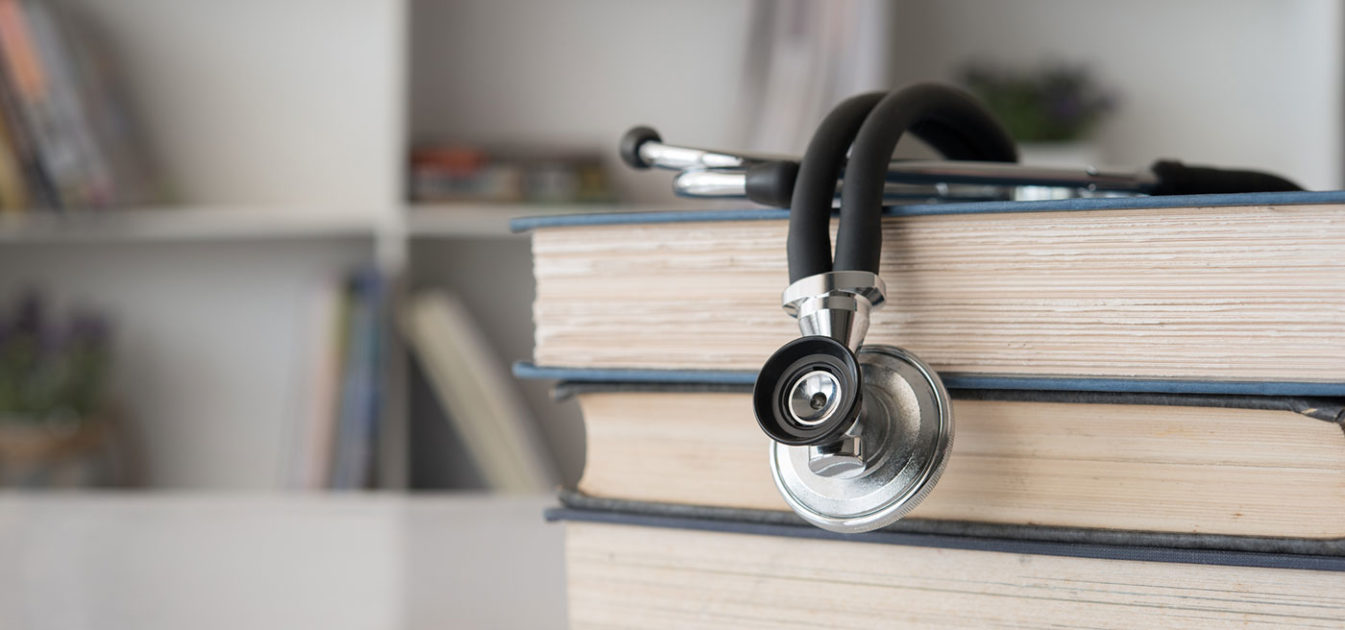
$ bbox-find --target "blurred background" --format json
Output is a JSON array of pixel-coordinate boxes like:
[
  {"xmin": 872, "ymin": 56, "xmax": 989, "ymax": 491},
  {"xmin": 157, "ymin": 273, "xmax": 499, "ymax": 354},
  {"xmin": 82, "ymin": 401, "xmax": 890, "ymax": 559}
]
[{"xmin": 0, "ymin": 0, "xmax": 1338, "ymax": 627}]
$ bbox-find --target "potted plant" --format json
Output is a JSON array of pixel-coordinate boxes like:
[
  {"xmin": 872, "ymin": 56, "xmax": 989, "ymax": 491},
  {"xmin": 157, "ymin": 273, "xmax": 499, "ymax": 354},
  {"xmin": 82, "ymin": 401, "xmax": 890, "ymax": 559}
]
[
  {"xmin": 959, "ymin": 61, "xmax": 1117, "ymax": 167},
  {"xmin": 0, "ymin": 293, "xmax": 127, "ymax": 487}
]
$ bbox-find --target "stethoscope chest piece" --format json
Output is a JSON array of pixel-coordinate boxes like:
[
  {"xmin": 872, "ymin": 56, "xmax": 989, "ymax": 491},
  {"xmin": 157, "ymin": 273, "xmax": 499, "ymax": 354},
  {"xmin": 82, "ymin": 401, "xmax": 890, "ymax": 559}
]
[
  {"xmin": 766, "ymin": 344, "xmax": 952, "ymax": 533},
  {"xmin": 751, "ymin": 270, "xmax": 954, "ymax": 534},
  {"xmin": 749, "ymin": 85, "xmax": 994, "ymax": 533}
]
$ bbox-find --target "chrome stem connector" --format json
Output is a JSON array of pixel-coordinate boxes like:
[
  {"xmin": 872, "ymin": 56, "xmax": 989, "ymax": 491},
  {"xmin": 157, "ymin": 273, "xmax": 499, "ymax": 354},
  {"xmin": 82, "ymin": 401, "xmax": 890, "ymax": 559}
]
[{"xmin": 781, "ymin": 270, "xmax": 887, "ymax": 352}]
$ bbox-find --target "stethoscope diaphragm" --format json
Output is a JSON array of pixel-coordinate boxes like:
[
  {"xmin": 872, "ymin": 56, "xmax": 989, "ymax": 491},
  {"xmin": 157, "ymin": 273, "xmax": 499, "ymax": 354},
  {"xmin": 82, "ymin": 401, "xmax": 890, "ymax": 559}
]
[{"xmin": 769, "ymin": 345, "xmax": 953, "ymax": 533}]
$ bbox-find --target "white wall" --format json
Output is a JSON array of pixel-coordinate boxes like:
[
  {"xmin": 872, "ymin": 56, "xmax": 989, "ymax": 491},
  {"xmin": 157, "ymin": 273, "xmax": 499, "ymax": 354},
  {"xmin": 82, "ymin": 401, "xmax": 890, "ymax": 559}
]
[
  {"xmin": 414, "ymin": 0, "xmax": 1344, "ymax": 192},
  {"xmin": 411, "ymin": 0, "xmax": 755, "ymax": 203},
  {"xmin": 890, "ymin": 0, "xmax": 1343, "ymax": 190},
  {"xmin": 60, "ymin": 0, "xmax": 405, "ymax": 210}
]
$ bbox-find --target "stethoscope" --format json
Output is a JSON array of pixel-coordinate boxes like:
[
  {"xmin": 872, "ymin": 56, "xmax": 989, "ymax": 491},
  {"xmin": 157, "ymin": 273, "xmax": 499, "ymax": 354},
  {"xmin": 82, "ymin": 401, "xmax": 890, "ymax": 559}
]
[{"xmin": 621, "ymin": 83, "xmax": 1302, "ymax": 534}]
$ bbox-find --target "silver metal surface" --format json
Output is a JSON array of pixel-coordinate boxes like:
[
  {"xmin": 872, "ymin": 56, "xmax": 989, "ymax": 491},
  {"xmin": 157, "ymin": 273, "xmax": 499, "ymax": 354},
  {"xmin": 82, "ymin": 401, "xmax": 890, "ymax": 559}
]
[
  {"xmin": 672, "ymin": 169, "xmax": 1008, "ymax": 202},
  {"xmin": 637, "ymin": 140, "xmax": 790, "ymax": 172},
  {"xmin": 673, "ymin": 168, "xmax": 1140, "ymax": 202},
  {"xmin": 883, "ymin": 160, "xmax": 1155, "ymax": 191},
  {"xmin": 787, "ymin": 370, "xmax": 842, "ymax": 427},
  {"xmin": 782, "ymin": 271, "xmax": 886, "ymax": 351},
  {"xmin": 645, "ymin": 133, "xmax": 1160, "ymax": 202},
  {"xmin": 796, "ymin": 295, "xmax": 867, "ymax": 351},
  {"xmin": 782, "ymin": 271, "xmax": 887, "ymax": 313},
  {"xmin": 807, "ymin": 419, "xmax": 866, "ymax": 479},
  {"xmin": 770, "ymin": 345, "xmax": 954, "ymax": 534}
]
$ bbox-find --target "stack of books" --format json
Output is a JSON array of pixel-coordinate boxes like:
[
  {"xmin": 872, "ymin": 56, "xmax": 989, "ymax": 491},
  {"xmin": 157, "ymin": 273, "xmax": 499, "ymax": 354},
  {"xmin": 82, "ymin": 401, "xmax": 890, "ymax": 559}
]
[{"xmin": 515, "ymin": 191, "xmax": 1345, "ymax": 627}]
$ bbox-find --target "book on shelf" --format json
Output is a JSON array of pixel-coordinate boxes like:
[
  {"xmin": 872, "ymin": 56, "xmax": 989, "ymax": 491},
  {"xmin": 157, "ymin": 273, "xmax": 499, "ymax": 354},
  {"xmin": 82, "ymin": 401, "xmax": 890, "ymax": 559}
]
[
  {"xmin": 400, "ymin": 289, "xmax": 557, "ymax": 493},
  {"xmin": 328, "ymin": 268, "xmax": 386, "ymax": 489},
  {"xmin": 409, "ymin": 144, "xmax": 613, "ymax": 205},
  {"xmin": 288, "ymin": 275, "xmax": 346, "ymax": 489},
  {"xmin": 514, "ymin": 190, "xmax": 1345, "ymax": 626},
  {"xmin": 0, "ymin": 0, "xmax": 153, "ymax": 212},
  {"xmin": 287, "ymin": 267, "xmax": 387, "ymax": 490}
]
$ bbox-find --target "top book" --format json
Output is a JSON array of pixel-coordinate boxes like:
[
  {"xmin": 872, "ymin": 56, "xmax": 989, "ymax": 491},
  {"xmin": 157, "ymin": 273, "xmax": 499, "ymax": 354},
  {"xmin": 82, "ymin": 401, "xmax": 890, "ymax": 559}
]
[{"xmin": 521, "ymin": 192, "xmax": 1345, "ymax": 391}]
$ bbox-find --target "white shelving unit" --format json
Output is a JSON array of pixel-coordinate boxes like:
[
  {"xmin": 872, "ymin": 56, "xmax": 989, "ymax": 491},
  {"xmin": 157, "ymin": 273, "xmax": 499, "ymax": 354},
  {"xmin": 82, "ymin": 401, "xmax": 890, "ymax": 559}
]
[
  {"xmin": 407, "ymin": 202, "xmax": 749, "ymax": 239},
  {"xmin": 0, "ymin": 0, "xmax": 770, "ymax": 492},
  {"xmin": 0, "ymin": 0, "xmax": 406, "ymax": 490},
  {"xmin": 12, "ymin": 0, "xmax": 1339, "ymax": 493},
  {"xmin": 0, "ymin": 207, "xmax": 381, "ymax": 243},
  {"xmin": 407, "ymin": 203, "xmax": 612, "ymax": 240}
]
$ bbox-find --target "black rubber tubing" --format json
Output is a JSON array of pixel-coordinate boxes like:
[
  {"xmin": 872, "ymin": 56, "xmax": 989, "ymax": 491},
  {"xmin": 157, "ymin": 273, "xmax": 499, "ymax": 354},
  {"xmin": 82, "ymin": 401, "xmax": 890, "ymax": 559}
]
[
  {"xmin": 1148, "ymin": 160, "xmax": 1302, "ymax": 195},
  {"xmin": 618, "ymin": 126, "xmax": 660, "ymax": 169},
  {"xmin": 835, "ymin": 84, "xmax": 1018, "ymax": 274},
  {"xmin": 787, "ymin": 92, "xmax": 886, "ymax": 282},
  {"xmin": 787, "ymin": 84, "xmax": 1018, "ymax": 281}
]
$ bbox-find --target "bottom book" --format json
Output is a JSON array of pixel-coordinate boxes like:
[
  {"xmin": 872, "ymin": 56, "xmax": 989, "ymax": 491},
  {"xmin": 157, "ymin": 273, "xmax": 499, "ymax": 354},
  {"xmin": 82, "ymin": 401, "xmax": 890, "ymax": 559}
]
[{"xmin": 556, "ymin": 506, "xmax": 1345, "ymax": 628}]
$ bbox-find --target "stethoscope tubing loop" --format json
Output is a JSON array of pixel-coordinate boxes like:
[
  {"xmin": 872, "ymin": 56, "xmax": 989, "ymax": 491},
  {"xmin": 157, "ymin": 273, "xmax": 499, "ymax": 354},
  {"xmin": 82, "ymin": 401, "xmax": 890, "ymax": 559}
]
[
  {"xmin": 788, "ymin": 84, "xmax": 1019, "ymax": 282},
  {"xmin": 787, "ymin": 92, "xmax": 886, "ymax": 282}
]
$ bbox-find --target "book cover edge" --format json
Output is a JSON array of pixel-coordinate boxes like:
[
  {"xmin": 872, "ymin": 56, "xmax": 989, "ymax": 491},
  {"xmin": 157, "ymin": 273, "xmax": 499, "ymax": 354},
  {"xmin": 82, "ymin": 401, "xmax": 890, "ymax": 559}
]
[
  {"xmin": 509, "ymin": 190, "xmax": 1345, "ymax": 233},
  {"xmin": 546, "ymin": 493, "xmax": 1345, "ymax": 571}
]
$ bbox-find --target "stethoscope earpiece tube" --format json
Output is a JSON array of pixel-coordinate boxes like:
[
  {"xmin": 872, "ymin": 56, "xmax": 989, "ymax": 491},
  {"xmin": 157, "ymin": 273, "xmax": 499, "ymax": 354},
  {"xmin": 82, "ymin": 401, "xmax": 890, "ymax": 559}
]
[
  {"xmin": 619, "ymin": 126, "xmax": 662, "ymax": 170},
  {"xmin": 744, "ymin": 161, "xmax": 800, "ymax": 209},
  {"xmin": 1148, "ymin": 160, "xmax": 1302, "ymax": 195},
  {"xmin": 787, "ymin": 84, "xmax": 1019, "ymax": 281},
  {"xmin": 837, "ymin": 83, "xmax": 1017, "ymax": 274},
  {"xmin": 788, "ymin": 92, "xmax": 886, "ymax": 283}
]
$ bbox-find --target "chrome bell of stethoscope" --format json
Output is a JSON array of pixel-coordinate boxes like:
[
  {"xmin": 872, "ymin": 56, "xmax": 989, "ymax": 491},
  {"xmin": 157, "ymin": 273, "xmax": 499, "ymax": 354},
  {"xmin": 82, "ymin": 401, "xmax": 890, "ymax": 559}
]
[{"xmin": 751, "ymin": 84, "xmax": 1017, "ymax": 533}]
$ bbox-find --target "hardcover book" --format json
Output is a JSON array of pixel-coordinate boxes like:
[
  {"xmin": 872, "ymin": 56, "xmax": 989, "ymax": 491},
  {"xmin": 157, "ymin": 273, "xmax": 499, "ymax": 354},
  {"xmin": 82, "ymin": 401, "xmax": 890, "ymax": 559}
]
[
  {"xmin": 551, "ymin": 381, "xmax": 1345, "ymax": 538},
  {"xmin": 554, "ymin": 509, "xmax": 1345, "ymax": 629},
  {"xmin": 517, "ymin": 191, "xmax": 1345, "ymax": 393}
]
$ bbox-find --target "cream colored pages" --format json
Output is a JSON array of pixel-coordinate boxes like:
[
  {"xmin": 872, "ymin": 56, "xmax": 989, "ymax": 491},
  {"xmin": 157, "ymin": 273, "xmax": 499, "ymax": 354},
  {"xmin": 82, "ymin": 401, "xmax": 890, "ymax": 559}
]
[
  {"xmin": 566, "ymin": 522, "xmax": 1345, "ymax": 630},
  {"xmin": 577, "ymin": 392, "xmax": 1345, "ymax": 538},
  {"xmin": 533, "ymin": 204, "xmax": 1345, "ymax": 381}
]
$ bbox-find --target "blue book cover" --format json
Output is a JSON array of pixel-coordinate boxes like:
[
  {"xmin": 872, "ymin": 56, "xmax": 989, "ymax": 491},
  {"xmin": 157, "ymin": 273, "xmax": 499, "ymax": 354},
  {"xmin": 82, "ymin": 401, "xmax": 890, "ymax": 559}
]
[{"xmin": 330, "ymin": 267, "xmax": 384, "ymax": 489}]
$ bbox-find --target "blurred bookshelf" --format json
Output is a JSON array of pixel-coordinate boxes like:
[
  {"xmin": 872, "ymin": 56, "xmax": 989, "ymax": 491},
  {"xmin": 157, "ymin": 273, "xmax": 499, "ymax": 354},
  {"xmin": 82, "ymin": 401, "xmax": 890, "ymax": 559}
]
[
  {"xmin": 6, "ymin": 0, "xmax": 1336, "ymax": 497},
  {"xmin": 407, "ymin": 203, "xmax": 613, "ymax": 240},
  {"xmin": 0, "ymin": 206, "xmax": 382, "ymax": 243},
  {"xmin": 407, "ymin": 202, "xmax": 747, "ymax": 239},
  {"xmin": 0, "ymin": 0, "xmax": 683, "ymax": 493},
  {"xmin": 0, "ymin": 0, "xmax": 404, "ymax": 491}
]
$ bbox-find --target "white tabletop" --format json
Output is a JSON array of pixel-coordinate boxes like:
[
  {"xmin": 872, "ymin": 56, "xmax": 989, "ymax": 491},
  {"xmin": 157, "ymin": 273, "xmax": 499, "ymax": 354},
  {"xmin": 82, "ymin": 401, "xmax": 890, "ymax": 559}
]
[{"xmin": 0, "ymin": 492, "xmax": 565, "ymax": 630}]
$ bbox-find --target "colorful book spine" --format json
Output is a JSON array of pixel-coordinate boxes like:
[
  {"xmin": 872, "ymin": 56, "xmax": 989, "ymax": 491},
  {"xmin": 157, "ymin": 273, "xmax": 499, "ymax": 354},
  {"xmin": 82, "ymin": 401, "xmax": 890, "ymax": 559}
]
[{"xmin": 0, "ymin": 0, "xmax": 150, "ymax": 211}]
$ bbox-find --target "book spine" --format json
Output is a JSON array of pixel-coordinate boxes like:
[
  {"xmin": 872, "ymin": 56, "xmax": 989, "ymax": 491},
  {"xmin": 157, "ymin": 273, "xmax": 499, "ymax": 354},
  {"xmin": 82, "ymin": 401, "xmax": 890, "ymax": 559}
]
[
  {"xmin": 47, "ymin": 2, "xmax": 151, "ymax": 206},
  {"xmin": 281, "ymin": 275, "xmax": 346, "ymax": 489},
  {"xmin": 0, "ymin": 0, "xmax": 150, "ymax": 211},
  {"xmin": 329, "ymin": 268, "xmax": 384, "ymax": 489},
  {"xmin": 0, "ymin": 46, "xmax": 53, "ymax": 210},
  {"xmin": 0, "ymin": 89, "xmax": 26, "ymax": 210},
  {"xmin": 21, "ymin": 0, "xmax": 114, "ymax": 209}
]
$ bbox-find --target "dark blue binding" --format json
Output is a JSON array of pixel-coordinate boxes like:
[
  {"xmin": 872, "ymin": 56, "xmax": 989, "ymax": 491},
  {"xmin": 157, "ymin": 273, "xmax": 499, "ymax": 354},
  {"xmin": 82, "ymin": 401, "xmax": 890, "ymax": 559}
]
[{"xmin": 510, "ymin": 189, "xmax": 1345, "ymax": 233}]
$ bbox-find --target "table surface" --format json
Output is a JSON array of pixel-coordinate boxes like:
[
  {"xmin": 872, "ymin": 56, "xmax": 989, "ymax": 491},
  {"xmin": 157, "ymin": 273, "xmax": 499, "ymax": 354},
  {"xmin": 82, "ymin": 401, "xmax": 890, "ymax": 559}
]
[{"xmin": 0, "ymin": 492, "xmax": 566, "ymax": 630}]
